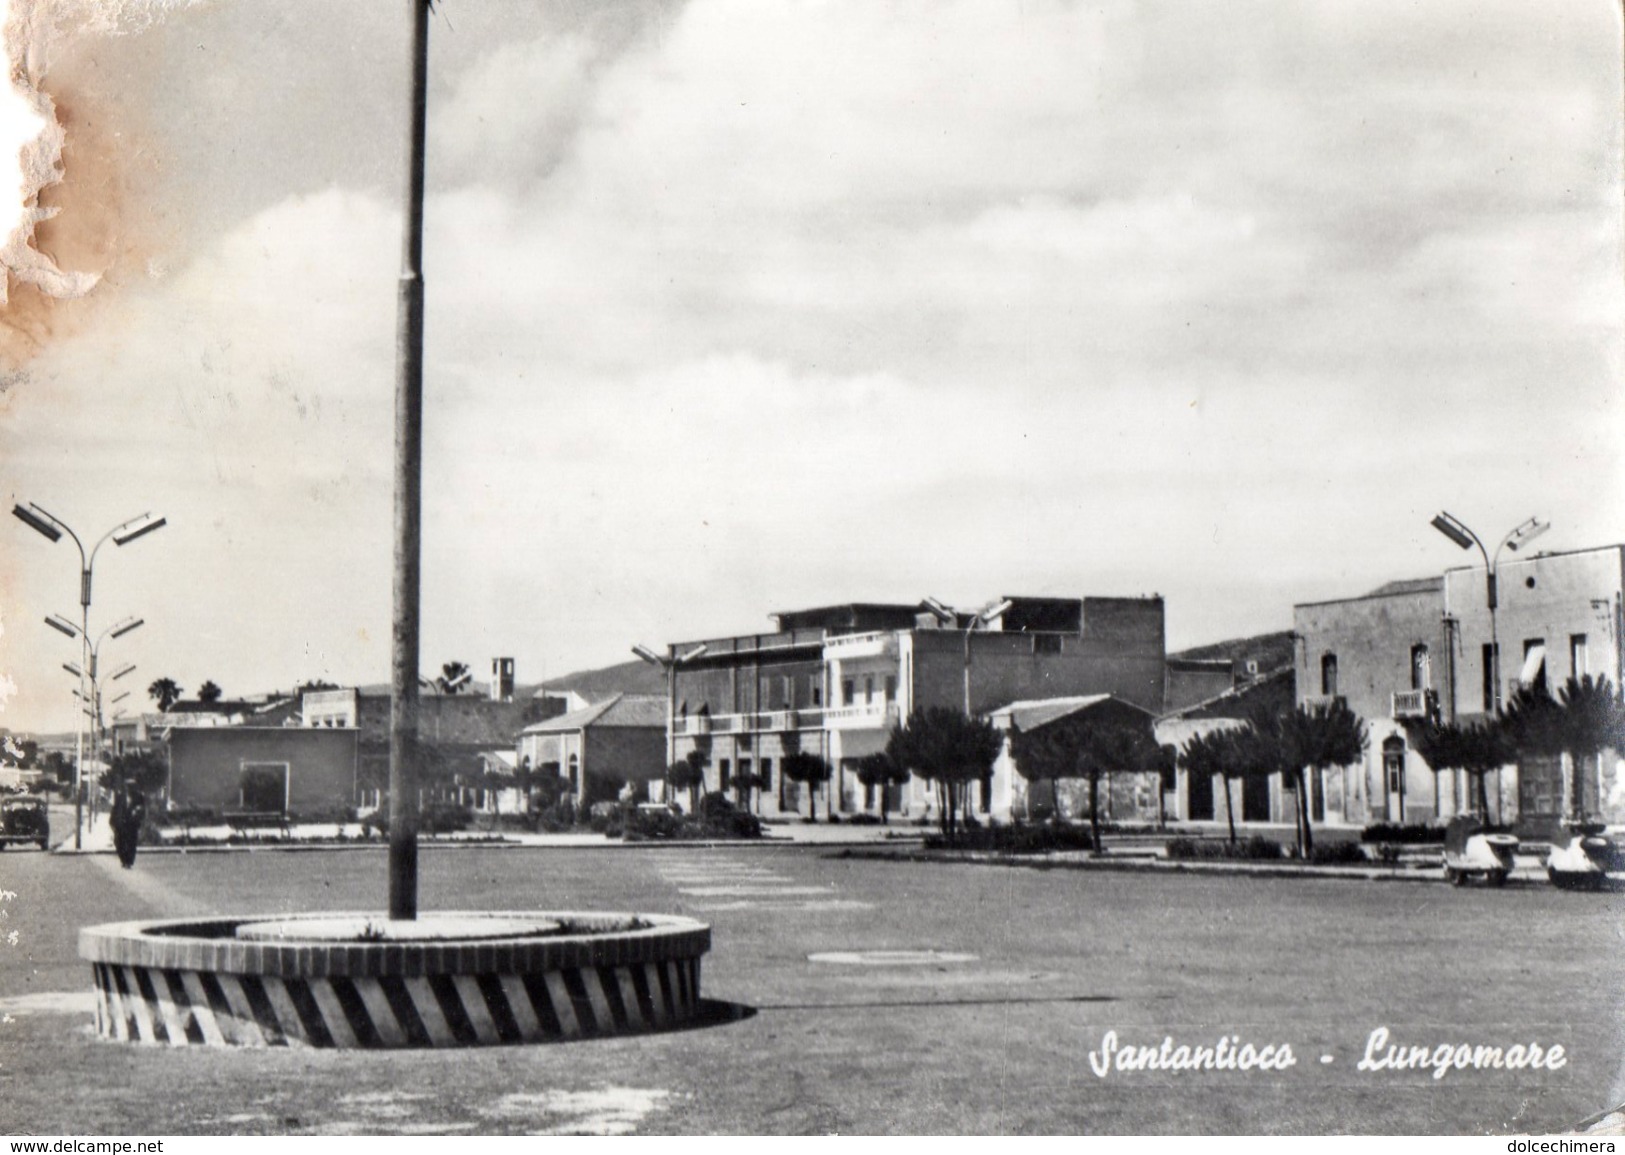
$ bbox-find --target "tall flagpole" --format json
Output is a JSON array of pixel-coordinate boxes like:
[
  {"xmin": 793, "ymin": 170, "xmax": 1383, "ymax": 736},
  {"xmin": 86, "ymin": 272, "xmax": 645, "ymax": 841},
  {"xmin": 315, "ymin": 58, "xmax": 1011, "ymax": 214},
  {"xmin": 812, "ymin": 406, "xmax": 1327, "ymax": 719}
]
[{"xmin": 389, "ymin": 0, "xmax": 431, "ymax": 920}]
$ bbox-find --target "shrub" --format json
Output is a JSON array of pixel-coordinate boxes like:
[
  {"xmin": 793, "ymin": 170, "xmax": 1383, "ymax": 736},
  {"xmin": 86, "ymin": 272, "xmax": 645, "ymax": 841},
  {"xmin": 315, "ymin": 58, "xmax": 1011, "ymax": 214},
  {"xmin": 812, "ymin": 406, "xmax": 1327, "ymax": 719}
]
[
  {"xmin": 1361, "ymin": 822, "xmax": 1446, "ymax": 845},
  {"xmin": 924, "ymin": 824, "xmax": 1100, "ymax": 854},
  {"xmin": 622, "ymin": 806, "xmax": 686, "ymax": 841},
  {"xmin": 1306, "ymin": 841, "xmax": 1369, "ymax": 865},
  {"xmin": 1371, "ymin": 843, "xmax": 1403, "ymax": 865},
  {"xmin": 844, "ymin": 813, "xmax": 882, "ymax": 826},
  {"xmin": 1165, "ymin": 836, "xmax": 1285, "ymax": 861},
  {"xmin": 419, "ymin": 802, "xmax": 473, "ymax": 834}
]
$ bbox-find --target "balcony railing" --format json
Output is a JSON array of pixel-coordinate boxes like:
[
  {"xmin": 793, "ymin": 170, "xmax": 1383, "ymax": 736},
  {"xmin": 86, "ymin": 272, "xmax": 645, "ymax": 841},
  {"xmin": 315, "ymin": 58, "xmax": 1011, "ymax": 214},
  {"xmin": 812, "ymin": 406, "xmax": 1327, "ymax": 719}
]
[
  {"xmin": 671, "ymin": 708, "xmax": 825, "ymax": 736},
  {"xmin": 1300, "ymin": 694, "xmax": 1346, "ymax": 711},
  {"xmin": 823, "ymin": 630, "xmax": 898, "ymax": 657},
  {"xmin": 825, "ymin": 701, "xmax": 900, "ymax": 728},
  {"xmin": 1391, "ymin": 689, "xmax": 1435, "ymax": 720}
]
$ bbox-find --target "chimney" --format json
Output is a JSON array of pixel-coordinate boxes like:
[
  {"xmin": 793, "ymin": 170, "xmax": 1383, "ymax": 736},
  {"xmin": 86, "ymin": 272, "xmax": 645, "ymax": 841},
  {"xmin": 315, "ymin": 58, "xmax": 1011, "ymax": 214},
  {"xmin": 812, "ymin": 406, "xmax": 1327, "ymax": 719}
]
[{"xmin": 491, "ymin": 657, "xmax": 515, "ymax": 702}]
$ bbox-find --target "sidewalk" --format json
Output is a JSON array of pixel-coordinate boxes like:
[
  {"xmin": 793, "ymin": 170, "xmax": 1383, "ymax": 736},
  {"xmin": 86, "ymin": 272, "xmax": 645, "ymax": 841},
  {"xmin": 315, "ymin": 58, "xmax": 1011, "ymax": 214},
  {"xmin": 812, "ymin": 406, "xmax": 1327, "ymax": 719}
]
[
  {"xmin": 837, "ymin": 843, "xmax": 1557, "ymax": 885},
  {"xmin": 46, "ymin": 802, "xmax": 114, "ymax": 854}
]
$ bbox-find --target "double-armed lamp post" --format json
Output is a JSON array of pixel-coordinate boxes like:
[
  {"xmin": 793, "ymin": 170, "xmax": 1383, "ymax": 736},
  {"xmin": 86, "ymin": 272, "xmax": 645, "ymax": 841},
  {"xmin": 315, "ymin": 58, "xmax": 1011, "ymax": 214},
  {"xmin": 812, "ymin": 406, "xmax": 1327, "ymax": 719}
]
[
  {"xmin": 52, "ymin": 614, "xmax": 143, "ymax": 820},
  {"xmin": 1429, "ymin": 511, "xmax": 1550, "ymax": 713},
  {"xmin": 633, "ymin": 644, "xmax": 709, "ymax": 787},
  {"xmin": 13, "ymin": 503, "xmax": 165, "ymax": 848}
]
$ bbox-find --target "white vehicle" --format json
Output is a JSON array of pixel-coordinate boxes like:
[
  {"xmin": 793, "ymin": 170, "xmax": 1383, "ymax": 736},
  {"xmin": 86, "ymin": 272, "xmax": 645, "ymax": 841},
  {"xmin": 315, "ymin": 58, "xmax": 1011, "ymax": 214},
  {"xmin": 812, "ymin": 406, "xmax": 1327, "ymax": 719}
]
[
  {"xmin": 1546, "ymin": 826, "xmax": 1619, "ymax": 891},
  {"xmin": 1442, "ymin": 816, "xmax": 1518, "ymax": 887}
]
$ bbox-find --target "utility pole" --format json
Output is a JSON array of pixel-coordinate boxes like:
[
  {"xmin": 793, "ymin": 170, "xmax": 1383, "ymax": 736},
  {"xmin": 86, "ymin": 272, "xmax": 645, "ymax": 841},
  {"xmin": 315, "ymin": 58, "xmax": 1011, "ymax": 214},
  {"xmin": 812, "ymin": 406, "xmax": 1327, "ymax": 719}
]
[{"xmin": 389, "ymin": 0, "xmax": 431, "ymax": 921}]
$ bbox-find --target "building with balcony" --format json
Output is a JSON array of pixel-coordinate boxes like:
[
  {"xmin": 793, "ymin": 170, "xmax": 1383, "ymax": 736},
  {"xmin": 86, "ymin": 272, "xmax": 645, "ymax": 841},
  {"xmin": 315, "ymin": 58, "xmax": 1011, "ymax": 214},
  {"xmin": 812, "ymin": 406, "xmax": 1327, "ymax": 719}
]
[
  {"xmin": 1293, "ymin": 577, "xmax": 1448, "ymax": 826},
  {"xmin": 1440, "ymin": 543, "xmax": 1625, "ymax": 830},
  {"xmin": 664, "ymin": 594, "xmax": 1167, "ymax": 819},
  {"xmin": 1293, "ymin": 543, "xmax": 1625, "ymax": 831}
]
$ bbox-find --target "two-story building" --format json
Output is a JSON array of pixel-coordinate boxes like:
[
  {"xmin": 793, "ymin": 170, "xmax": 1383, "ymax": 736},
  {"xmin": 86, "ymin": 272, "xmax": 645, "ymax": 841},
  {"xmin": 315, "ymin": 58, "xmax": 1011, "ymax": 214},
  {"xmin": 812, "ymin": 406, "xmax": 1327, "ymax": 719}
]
[
  {"xmin": 1293, "ymin": 577, "xmax": 1450, "ymax": 826},
  {"xmin": 1293, "ymin": 543, "xmax": 1625, "ymax": 830},
  {"xmin": 1441, "ymin": 544, "xmax": 1625, "ymax": 829},
  {"xmin": 664, "ymin": 594, "xmax": 1167, "ymax": 820}
]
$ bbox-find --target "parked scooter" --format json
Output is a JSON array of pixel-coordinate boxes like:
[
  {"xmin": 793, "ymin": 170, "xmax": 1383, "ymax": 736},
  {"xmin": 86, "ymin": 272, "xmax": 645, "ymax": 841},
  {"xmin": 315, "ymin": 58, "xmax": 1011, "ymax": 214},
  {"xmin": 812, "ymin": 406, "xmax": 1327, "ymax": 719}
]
[
  {"xmin": 1442, "ymin": 816, "xmax": 1519, "ymax": 887},
  {"xmin": 1546, "ymin": 824, "xmax": 1620, "ymax": 891}
]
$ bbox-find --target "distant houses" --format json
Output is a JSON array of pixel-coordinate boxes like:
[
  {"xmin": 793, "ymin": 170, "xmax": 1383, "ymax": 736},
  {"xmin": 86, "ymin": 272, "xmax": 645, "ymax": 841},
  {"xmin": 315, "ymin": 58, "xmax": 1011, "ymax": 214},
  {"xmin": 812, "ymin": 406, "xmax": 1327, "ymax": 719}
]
[{"xmin": 51, "ymin": 540, "xmax": 1624, "ymax": 836}]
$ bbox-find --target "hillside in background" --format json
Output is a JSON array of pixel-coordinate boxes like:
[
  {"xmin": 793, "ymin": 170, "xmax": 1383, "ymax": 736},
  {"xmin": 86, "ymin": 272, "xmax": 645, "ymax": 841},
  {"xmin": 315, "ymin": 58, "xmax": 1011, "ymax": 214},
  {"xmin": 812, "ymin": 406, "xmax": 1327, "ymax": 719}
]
[{"xmin": 1169, "ymin": 630, "xmax": 1295, "ymax": 673}]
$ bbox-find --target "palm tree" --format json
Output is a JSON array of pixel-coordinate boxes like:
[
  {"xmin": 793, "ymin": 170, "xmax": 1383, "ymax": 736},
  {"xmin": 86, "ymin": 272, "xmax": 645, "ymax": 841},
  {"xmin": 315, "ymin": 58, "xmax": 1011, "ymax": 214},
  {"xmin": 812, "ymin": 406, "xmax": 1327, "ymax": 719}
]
[
  {"xmin": 437, "ymin": 661, "xmax": 472, "ymax": 695},
  {"xmin": 196, "ymin": 680, "xmax": 223, "ymax": 704},
  {"xmin": 147, "ymin": 677, "xmax": 183, "ymax": 712},
  {"xmin": 1279, "ymin": 699, "xmax": 1367, "ymax": 857},
  {"xmin": 1555, "ymin": 675, "xmax": 1624, "ymax": 823}
]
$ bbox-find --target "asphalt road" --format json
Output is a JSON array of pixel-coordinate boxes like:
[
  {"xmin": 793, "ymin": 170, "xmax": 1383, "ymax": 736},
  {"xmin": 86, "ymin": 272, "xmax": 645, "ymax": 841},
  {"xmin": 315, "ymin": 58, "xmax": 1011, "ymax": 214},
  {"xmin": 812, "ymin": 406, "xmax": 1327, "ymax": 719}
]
[{"xmin": 1, "ymin": 842, "xmax": 1621, "ymax": 1135}]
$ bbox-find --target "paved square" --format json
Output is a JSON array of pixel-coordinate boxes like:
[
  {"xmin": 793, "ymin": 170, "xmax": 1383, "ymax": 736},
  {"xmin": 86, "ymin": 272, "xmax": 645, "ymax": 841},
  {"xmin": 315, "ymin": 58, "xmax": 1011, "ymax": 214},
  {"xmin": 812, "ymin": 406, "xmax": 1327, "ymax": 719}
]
[{"xmin": 1, "ymin": 843, "xmax": 1620, "ymax": 1134}]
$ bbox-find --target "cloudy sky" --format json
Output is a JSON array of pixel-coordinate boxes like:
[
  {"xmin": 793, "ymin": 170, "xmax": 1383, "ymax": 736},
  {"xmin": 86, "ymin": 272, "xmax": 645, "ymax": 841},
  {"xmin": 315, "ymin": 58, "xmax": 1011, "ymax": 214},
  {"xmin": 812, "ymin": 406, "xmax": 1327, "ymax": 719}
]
[{"xmin": 0, "ymin": 0, "xmax": 1619, "ymax": 732}]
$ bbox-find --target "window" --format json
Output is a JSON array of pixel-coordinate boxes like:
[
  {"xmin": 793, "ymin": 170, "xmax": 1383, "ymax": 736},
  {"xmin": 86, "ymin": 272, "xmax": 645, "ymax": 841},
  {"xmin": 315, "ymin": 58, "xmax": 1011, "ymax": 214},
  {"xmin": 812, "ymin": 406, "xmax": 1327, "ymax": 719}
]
[
  {"xmin": 1571, "ymin": 634, "xmax": 1589, "ymax": 678},
  {"xmin": 760, "ymin": 758, "xmax": 773, "ymax": 790},
  {"xmin": 567, "ymin": 754, "xmax": 579, "ymax": 791},
  {"xmin": 782, "ymin": 675, "xmax": 795, "ymax": 708},
  {"xmin": 842, "ymin": 679, "xmax": 855, "ymax": 707},
  {"xmin": 1521, "ymin": 638, "xmax": 1547, "ymax": 694},
  {"xmin": 1320, "ymin": 654, "xmax": 1338, "ymax": 697},
  {"xmin": 884, "ymin": 675, "xmax": 897, "ymax": 703},
  {"xmin": 735, "ymin": 758, "xmax": 751, "ymax": 789},
  {"xmin": 718, "ymin": 758, "xmax": 730, "ymax": 788},
  {"xmin": 864, "ymin": 676, "xmax": 874, "ymax": 704},
  {"xmin": 810, "ymin": 675, "xmax": 823, "ymax": 707},
  {"xmin": 1410, "ymin": 644, "xmax": 1430, "ymax": 692}
]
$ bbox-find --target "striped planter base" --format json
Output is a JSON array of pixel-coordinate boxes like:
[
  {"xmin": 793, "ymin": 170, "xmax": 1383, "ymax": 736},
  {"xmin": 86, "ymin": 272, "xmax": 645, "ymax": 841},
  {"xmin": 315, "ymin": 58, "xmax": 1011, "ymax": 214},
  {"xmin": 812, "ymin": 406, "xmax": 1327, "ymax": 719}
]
[{"xmin": 81, "ymin": 912, "xmax": 710, "ymax": 1048}]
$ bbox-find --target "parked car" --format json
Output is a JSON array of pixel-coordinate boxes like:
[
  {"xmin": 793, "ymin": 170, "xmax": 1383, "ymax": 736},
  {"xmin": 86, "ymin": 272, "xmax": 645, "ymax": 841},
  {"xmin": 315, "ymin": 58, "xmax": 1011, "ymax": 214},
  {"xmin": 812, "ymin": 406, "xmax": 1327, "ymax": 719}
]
[{"xmin": 0, "ymin": 794, "xmax": 50, "ymax": 851}]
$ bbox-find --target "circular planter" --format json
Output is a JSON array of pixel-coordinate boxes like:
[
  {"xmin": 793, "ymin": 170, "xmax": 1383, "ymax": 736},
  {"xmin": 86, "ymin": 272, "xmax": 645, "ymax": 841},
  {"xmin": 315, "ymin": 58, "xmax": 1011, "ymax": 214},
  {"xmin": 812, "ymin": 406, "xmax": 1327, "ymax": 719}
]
[{"xmin": 80, "ymin": 911, "xmax": 710, "ymax": 1048}]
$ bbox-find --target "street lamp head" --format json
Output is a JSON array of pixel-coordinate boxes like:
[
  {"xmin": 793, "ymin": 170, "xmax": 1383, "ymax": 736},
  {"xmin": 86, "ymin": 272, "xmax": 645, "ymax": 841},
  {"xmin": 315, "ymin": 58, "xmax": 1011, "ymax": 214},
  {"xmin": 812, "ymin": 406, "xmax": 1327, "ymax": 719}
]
[
  {"xmin": 44, "ymin": 613, "xmax": 79, "ymax": 638},
  {"xmin": 631, "ymin": 644, "xmax": 663, "ymax": 666},
  {"xmin": 1504, "ymin": 517, "xmax": 1550, "ymax": 553},
  {"xmin": 110, "ymin": 663, "xmax": 137, "ymax": 681},
  {"xmin": 13, "ymin": 503, "xmax": 63, "ymax": 542},
  {"xmin": 63, "ymin": 662, "xmax": 84, "ymax": 678},
  {"xmin": 979, "ymin": 599, "xmax": 1015, "ymax": 623},
  {"xmin": 109, "ymin": 617, "xmax": 145, "ymax": 639},
  {"xmin": 112, "ymin": 515, "xmax": 166, "ymax": 547},
  {"xmin": 1429, "ymin": 513, "xmax": 1475, "ymax": 551},
  {"xmin": 676, "ymin": 643, "xmax": 709, "ymax": 665}
]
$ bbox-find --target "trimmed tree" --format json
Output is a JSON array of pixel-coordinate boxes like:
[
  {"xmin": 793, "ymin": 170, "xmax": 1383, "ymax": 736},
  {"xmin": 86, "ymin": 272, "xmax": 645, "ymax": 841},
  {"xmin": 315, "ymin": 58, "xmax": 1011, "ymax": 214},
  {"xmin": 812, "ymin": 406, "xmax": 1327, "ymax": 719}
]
[
  {"xmin": 1180, "ymin": 729, "xmax": 1234, "ymax": 844},
  {"xmin": 781, "ymin": 752, "xmax": 833, "ymax": 821},
  {"xmin": 1008, "ymin": 721, "xmax": 1077, "ymax": 825},
  {"xmin": 196, "ymin": 681, "xmax": 223, "ymax": 704},
  {"xmin": 853, "ymin": 751, "xmax": 910, "ymax": 824},
  {"xmin": 886, "ymin": 706, "xmax": 1002, "ymax": 844},
  {"xmin": 668, "ymin": 749, "xmax": 708, "ymax": 812},
  {"xmin": 1074, "ymin": 714, "xmax": 1161, "ymax": 855}
]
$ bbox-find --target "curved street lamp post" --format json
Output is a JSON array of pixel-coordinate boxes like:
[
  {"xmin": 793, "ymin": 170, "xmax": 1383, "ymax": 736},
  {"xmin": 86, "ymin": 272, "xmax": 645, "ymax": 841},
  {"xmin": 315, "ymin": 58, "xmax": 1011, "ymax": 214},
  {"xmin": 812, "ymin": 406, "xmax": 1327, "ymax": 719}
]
[
  {"xmin": 13, "ymin": 503, "xmax": 165, "ymax": 848},
  {"xmin": 1429, "ymin": 512, "xmax": 1550, "ymax": 714}
]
